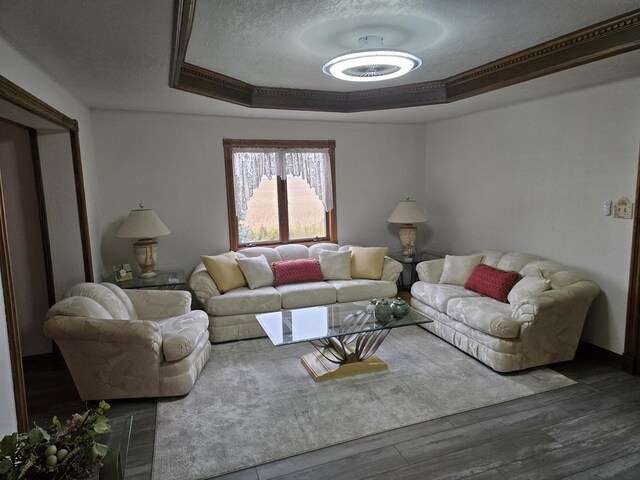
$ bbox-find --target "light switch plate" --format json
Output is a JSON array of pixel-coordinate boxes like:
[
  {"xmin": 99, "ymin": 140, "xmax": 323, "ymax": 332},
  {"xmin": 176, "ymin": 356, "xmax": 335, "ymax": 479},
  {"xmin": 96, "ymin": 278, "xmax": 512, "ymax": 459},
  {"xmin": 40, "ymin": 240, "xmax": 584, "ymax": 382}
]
[
  {"xmin": 613, "ymin": 197, "xmax": 634, "ymax": 219},
  {"xmin": 603, "ymin": 200, "xmax": 612, "ymax": 216}
]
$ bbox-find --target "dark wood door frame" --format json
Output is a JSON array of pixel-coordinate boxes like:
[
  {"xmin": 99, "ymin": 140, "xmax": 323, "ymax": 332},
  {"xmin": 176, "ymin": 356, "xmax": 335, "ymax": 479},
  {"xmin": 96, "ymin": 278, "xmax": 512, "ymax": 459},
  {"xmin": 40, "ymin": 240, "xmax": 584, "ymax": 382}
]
[
  {"xmin": 0, "ymin": 74, "xmax": 94, "ymax": 431},
  {"xmin": 624, "ymin": 146, "xmax": 640, "ymax": 374},
  {"xmin": 28, "ymin": 129, "xmax": 56, "ymax": 306}
]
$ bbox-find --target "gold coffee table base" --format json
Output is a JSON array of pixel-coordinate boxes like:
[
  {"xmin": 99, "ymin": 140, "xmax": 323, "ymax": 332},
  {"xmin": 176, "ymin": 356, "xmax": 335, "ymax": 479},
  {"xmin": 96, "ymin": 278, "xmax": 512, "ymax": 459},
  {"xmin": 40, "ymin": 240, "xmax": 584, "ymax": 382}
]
[{"xmin": 301, "ymin": 351, "xmax": 388, "ymax": 382}]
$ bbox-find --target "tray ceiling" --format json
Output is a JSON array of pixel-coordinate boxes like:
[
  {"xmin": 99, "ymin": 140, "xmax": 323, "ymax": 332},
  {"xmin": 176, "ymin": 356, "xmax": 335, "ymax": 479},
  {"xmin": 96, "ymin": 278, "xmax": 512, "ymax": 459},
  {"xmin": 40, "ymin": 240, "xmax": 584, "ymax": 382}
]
[
  {"xmin": 0, "ymin": 0, "xmax": 639, "ymax": 122},
  {"xmin": 186, "ymin": 0, "xmax": 640, "ymax": 92}
]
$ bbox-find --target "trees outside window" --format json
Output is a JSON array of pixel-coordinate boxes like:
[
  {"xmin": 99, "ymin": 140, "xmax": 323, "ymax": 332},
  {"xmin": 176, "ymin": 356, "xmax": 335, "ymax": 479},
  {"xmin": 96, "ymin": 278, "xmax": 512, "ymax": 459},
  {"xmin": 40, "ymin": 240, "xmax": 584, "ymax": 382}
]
[{"xmin": 223, "ymin": 139, "xmax": 337, "ymax": 249}]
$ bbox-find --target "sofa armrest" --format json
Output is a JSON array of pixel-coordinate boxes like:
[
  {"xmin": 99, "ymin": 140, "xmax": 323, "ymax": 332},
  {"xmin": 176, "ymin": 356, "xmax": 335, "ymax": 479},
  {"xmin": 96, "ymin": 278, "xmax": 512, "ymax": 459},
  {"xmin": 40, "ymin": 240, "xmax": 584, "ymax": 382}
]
[
  {"xmin": 416, "ymin": 258, "xmax": 445, "ymax": 283},
  {"xmin": 380, "ymin": 256, "xmax": 403, "ymax": 282},
  {"xmin": 124, "ymin": 289, "xmax": 192, "ymax": 319},
  {"xmin": 189, "ymin": 262, "xmax": 221, "ymax": 306},
  {"xmin": 512, "ymin": 280, "xmax": 600, "ymax": 347},
  {"xmin": 44, "ymin": 316, "xmax": 163, "ymax": 400},
  {"xmin": 44, "ymin": 316, "xmax": 162, "ymax": 348}
]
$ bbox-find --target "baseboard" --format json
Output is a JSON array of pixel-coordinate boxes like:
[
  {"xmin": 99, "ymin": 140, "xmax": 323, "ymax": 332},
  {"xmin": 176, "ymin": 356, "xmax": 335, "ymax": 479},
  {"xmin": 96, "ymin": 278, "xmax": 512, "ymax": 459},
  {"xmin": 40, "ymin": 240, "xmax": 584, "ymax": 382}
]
[
  {"xmin": 578, "ymin": 341, "xmax": 630, "ymax": 372},
  {"xmin": 621, "ymin": 354, "xmax": 636, "ymax": 375}
]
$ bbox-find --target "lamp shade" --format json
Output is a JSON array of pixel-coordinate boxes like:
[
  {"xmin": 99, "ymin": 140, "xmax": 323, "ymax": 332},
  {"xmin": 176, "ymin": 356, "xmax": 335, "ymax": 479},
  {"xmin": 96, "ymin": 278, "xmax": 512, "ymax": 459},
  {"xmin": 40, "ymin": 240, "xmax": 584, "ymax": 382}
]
[
  {"xmin": 116, "ymin": 206, "xmax": 171, "ymax": 239},
  {"xmin": 387, "ymin": 198, "xmax": 427, "ymax": 224}
]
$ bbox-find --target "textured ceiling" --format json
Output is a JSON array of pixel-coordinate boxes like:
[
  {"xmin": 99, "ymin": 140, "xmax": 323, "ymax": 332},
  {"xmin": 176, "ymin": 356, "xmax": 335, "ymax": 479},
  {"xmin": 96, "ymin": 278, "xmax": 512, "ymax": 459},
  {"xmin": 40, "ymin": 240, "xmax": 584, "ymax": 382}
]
[
  {"xmin": 186, "ymin": 0, "xmax": 640, "ymax": 91},
  {"xmin": 0, "ymin": 0, "xmax": 639, "ymax": 123}
]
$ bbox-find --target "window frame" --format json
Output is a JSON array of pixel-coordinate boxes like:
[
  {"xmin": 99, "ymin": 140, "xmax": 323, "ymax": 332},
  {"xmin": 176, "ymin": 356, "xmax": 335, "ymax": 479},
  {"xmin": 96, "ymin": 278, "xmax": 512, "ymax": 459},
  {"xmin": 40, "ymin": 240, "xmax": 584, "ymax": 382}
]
[{"xmin": 223, "ymin": 138, "xmax": 337, "ymax": 250}]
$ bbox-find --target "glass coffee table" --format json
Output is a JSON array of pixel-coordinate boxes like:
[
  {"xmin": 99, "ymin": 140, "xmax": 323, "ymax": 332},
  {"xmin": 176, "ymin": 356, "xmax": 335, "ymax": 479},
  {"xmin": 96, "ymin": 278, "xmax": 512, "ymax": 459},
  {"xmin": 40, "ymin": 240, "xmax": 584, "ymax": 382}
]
[{"xmin": 256, "ymin": 302, "xmax": 432, "ymax": 382}]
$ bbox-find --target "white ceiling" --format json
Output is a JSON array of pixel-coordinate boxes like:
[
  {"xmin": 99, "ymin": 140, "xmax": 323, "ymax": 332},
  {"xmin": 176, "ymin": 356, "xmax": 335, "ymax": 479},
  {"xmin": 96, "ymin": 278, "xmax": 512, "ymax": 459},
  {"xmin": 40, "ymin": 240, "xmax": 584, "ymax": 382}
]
[
  {"xmin": 0, "ymin": 0, "xmax": 639, "ymax": 124},
  {"xmin": 188, "ymin": 0, "xmax": 640, "ymax": 91}
]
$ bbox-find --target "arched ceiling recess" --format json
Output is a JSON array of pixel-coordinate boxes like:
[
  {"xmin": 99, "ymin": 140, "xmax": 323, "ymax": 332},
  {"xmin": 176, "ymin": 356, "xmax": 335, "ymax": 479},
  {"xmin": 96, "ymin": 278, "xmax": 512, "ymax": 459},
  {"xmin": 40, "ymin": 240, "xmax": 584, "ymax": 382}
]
[{"xmin": 170, "ymin": 1, "xmax": 640, "ymax": 113}]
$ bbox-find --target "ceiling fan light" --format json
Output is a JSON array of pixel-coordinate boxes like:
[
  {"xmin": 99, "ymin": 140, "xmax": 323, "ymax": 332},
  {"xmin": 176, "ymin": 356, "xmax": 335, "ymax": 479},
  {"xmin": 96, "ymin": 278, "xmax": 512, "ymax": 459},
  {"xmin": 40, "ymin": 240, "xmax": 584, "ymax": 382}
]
[{"xmin": 322, "ymin": 37, "xmax": 422, "ymax": 82}]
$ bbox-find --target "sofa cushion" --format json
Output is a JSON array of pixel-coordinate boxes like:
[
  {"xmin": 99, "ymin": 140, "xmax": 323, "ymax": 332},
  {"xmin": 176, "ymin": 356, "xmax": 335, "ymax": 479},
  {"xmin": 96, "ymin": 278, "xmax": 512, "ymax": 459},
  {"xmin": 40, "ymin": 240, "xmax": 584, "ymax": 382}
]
[
  {"xmin": 275, "ymin": 244, "xmax": 310, "ymax": 261},
  {"xmin": 464, "ymin": 264, "xmax": 520, "ymax": 303},
  {"xmin": 157, "ymin": 310, "xmax": 209, "ymax": 361},
  {"xmin": 276, "ymin": 282, "xmax": 337, "ymax": 309},
  {"xmin": 308, "ymin": 243, "xmax": 340, "ymax": 259},
  {"xmin": 350, "ymin": 246, "xmax": 388, "ymax": 280},
  {"xmin": 507, "ymin": 276, "xmax": 551, "ymax": 304},
  {"xmin": 439, "ymin": 254, "xmax": 483, "ymax": 286},
  {"xmin": 477, "ymin": 250, "xmax": 505, "ymax": 268},
  {"xmin": 496, "ymin": 252, "xmax": 538, "ymax": 273},
  {"xmin": 201, "ymin": 252, "xmax": 247, "ymax": 293},
  {"xmin": 549, "ymin": 270, "xmax": 589, "ymax": 288},
  {"xmin": 237, "ymin": 255, "xmax": 274, "ymax": 289},
  {"xmin": 519, "ymin": 261, "xmax": 589, "ymax": 288},
  {"xmin": 272, "ymin": 259, "xmax": 324, "ymax": 286},
  {"xmin": 47, "ymin": 296, "xmax": 113, "ymax": 320},
  {"xmin": 237, "ymin": 247, "xmax": 283, "ymax": 264},
  {"xmin": 64, "ymin": 283, "xmax": 131, "ymax": 320},
  {"xmin": 327, "ymin": 279, "xmax": 397, "ymax": 303},
  {"xmin": 205, "ymin": 286, "xmax": 282, "ymax": 316},
  {"xmin": 411, "ymin": 282, "xmax": 480, "ymax": 313},
  {"xmin": 447, "ymin": 297, "xmax": 521, "ymax": 339},
  {"xmin": 319, "ymin": 250, "xmax": 351, "ymax": 280},
  {"xmin": 101, "ymin": 283, "xmax": 138, "ymax": 320}
]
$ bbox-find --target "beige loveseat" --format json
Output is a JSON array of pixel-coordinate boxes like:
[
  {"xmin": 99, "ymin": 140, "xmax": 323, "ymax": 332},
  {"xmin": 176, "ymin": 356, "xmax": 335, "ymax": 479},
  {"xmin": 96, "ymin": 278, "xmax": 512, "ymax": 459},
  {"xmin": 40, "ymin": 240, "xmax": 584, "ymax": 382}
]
[
  {"xmin": 43, "ymin": 283, "xmax": 211, "ymax": 400},
  {"xmin": 189, "ymin": 243, "xmax": 402, "ymax": 342},
  {"xmin": 410, "ymin": 251, "xmax": 600, "ymax": 372}
]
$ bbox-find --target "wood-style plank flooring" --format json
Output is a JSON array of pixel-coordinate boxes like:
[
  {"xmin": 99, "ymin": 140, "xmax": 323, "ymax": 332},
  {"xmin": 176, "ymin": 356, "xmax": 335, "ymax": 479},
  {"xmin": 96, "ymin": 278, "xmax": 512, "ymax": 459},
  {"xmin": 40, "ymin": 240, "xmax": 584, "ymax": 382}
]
[{"xmin": 24, "ymin": 349, "xmax": 640, "ymax": 480}]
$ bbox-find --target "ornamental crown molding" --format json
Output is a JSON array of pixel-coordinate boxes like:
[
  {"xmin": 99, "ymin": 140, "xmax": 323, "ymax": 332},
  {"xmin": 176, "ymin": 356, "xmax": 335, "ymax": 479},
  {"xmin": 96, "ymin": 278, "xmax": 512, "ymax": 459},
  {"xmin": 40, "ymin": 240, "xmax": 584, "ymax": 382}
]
[{"xmin": 171, "ymin": 5, "xmax": 640, "ymax": 113}]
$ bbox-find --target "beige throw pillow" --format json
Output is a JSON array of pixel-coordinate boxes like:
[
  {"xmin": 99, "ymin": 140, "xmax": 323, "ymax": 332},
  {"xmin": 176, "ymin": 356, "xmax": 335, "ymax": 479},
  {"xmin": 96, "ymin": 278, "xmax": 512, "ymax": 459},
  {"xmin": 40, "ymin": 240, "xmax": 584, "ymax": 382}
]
[
  {"xmin": 507, "ymin": 276, "xmax": 551, "ymax": 304},
  {"xmin": 237, "ymin": 255, "xmax": 274, "ymax": 289},
  {"xmin": 318, "ymin": 250, "xmax": 351, "ymax": 280},
  {"xmin": 439, "ymin": 254, "xmax": 483, "ymax": 286},
  {"xmin": 201, "ymin": 251, "xmax": 247, "ymax": 293},
  {"xmin": 350, "ymin": 246, "xmax": 388, "ymax": 280}
]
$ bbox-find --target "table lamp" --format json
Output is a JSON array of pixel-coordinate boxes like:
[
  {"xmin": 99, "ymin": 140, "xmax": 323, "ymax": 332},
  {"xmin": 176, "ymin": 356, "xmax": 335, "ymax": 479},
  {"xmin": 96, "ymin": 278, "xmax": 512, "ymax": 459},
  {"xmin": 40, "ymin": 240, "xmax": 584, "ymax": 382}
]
[
  {"xmin": 116, "ymin": 204, "xmax": 171, "ymax": 278},
  {"xmin": 387, "ymin": 197, "xmax": 427, "ymax": 261}
]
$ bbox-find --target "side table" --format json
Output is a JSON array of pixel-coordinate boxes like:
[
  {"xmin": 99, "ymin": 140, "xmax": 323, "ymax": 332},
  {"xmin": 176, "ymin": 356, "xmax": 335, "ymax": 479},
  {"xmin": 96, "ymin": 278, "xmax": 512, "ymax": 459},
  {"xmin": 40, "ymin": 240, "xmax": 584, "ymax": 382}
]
[
  {"xmin": 389, "ymin": 251, "xmax": 444, "ymax": 291},
  {"xmin": 102, "ymin": 269, "xmax": 187, "ymax": 290}
]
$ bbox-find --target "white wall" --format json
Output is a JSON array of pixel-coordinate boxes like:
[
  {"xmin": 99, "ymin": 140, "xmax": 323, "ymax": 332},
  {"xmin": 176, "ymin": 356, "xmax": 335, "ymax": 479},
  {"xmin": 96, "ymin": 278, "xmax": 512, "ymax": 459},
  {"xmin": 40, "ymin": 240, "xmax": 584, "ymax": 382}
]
[
  {"xmin": 423, "ymin": 77, "xmax": 640, "ymax": 354},
  {"xmin": 0, "ymin": 273, "xmax": 17, "ymax": 435},
  {"xmin": 0, "ymin": 33, "xmax": 100, "ymax": 435},
  {"xmin": 39, "ymin": 133, "xmax": 87, "ymax": 300},
  {"xmin": 91, "ymin": 111, "xmax": 426, "ymax": 276},
  {"xmin": 0, "ymin": 33, "xmax": 101, "ymax": 277}
]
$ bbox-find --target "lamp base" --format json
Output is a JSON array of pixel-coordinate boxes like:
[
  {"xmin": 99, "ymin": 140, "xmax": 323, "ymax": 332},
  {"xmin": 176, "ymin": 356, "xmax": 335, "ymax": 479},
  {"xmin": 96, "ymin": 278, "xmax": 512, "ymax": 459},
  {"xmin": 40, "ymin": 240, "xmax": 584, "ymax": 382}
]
[
  {"xmin": 133, "ymin": 239, "xmax": 158, "ymax": 278},
  {"xmin": 398, "ymin": 224, "xmax": 417, "ymax": 260}
]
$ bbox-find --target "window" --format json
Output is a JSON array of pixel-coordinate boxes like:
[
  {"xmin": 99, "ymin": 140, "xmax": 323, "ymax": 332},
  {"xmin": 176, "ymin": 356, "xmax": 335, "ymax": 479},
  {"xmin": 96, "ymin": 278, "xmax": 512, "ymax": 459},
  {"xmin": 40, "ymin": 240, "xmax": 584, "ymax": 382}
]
[{"xmin": 224, "ymin": 139, "xmax": 337, "ymax": 250}]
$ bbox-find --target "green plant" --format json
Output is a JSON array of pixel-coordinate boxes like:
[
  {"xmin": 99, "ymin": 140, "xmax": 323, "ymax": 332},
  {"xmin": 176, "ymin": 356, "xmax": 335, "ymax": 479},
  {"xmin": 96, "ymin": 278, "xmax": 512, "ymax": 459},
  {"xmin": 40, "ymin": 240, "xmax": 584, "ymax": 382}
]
[{"xmin": 0, "ymin": 401, "xmax": 112, "ymax": 480}]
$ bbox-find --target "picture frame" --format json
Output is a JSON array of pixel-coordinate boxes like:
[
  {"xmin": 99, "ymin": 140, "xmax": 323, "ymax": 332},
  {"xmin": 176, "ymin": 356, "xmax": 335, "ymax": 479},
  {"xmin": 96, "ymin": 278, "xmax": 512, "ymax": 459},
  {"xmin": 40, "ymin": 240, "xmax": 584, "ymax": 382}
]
[{"xmin": 113, "ymin": 264, "xmax": 133, "ymax": 283}]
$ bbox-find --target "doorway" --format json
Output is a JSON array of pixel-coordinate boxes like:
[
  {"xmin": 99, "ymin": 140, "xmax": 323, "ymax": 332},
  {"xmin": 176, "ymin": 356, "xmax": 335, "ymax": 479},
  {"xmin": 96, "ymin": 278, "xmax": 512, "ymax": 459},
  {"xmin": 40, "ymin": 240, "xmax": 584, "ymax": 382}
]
[
  {"xmin": 0, "ymin": 120, "xmax": 52, "ymax": 358},
  {"xmin": 0, "ymin": 75, "xmax": 94, "ymax": 432}
]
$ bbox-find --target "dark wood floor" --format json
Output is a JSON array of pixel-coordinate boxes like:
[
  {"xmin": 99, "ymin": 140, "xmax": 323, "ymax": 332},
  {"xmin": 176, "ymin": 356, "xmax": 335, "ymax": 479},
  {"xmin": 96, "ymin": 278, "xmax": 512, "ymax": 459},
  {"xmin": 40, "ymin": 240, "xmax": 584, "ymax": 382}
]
[
  {"xmin": 24, "ymin": 350, "xmax": 640, "ymax": 480},
  {"xmin": 23, "ymin": 354, "xmax": 156, "ymax": 480}
]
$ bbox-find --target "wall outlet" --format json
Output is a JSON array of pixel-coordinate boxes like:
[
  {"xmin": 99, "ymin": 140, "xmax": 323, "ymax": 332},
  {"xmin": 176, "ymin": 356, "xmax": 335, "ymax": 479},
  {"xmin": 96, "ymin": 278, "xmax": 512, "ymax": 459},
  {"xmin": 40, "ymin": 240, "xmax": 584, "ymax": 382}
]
[{"xmin": 613, "ymin": 197, "xmax": 634, "ymax": 219}]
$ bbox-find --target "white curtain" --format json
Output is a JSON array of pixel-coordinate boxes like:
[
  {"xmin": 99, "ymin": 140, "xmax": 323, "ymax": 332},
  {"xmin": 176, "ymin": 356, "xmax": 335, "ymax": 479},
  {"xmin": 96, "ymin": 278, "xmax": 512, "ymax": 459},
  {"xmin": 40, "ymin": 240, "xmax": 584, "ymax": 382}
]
[{"xmin": 232, "ymin": 148, "xmax": 333, "ymax": 215}]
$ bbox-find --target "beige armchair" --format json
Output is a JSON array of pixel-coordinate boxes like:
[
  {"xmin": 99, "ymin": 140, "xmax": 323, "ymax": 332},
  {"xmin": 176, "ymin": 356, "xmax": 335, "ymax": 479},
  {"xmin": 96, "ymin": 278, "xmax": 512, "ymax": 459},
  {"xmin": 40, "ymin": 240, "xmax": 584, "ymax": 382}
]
[{"xmin": 43, "ymin": 283, "xmax": 211, "ymax": 400}]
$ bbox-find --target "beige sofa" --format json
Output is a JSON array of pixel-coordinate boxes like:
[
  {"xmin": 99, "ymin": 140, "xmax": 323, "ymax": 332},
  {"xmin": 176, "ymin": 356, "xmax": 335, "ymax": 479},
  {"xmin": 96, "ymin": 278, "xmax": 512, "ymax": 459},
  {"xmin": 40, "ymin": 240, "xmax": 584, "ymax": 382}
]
[
  {"xmin": 43, "ymin": 283, "xmax": 211, "ymax": 400},
  {"xmin": 410, "ymin": 251, "xmax": 600, "ymax": 372},
  {"xmin": 189, "ymin": 243, "xmax": 402, "ymax": 342}
]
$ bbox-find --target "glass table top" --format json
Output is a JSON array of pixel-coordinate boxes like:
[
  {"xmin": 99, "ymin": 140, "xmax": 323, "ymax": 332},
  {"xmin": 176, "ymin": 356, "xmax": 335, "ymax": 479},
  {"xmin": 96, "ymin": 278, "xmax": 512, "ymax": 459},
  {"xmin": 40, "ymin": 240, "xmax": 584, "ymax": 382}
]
[
  {"xmin": 103, "ymin": 270, "xmax": 186, "ymax": 289},
  {"xmin": 256, "ymin": 301, "xmax": 432, "ymax": 346}
]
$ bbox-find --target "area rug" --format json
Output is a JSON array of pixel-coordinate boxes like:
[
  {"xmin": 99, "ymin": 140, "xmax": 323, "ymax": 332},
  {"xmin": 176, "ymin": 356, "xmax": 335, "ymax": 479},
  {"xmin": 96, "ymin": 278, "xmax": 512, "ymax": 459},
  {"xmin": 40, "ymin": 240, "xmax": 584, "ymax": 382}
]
[{"xmin": 152, "ymin": 326, "xmax": 574, "ymax": 480}]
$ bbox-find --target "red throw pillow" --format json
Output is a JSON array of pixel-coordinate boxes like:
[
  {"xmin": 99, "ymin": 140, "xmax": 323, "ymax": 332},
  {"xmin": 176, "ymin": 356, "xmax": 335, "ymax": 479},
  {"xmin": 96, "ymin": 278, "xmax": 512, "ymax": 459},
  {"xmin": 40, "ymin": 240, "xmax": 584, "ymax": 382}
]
[
  {"xmin": 464, "ymin": 264, "xmax": 520, "ymax": 303},
  {"xmin": 271, "ymin": 259, "xmax": 324, "ymax": 286}
]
